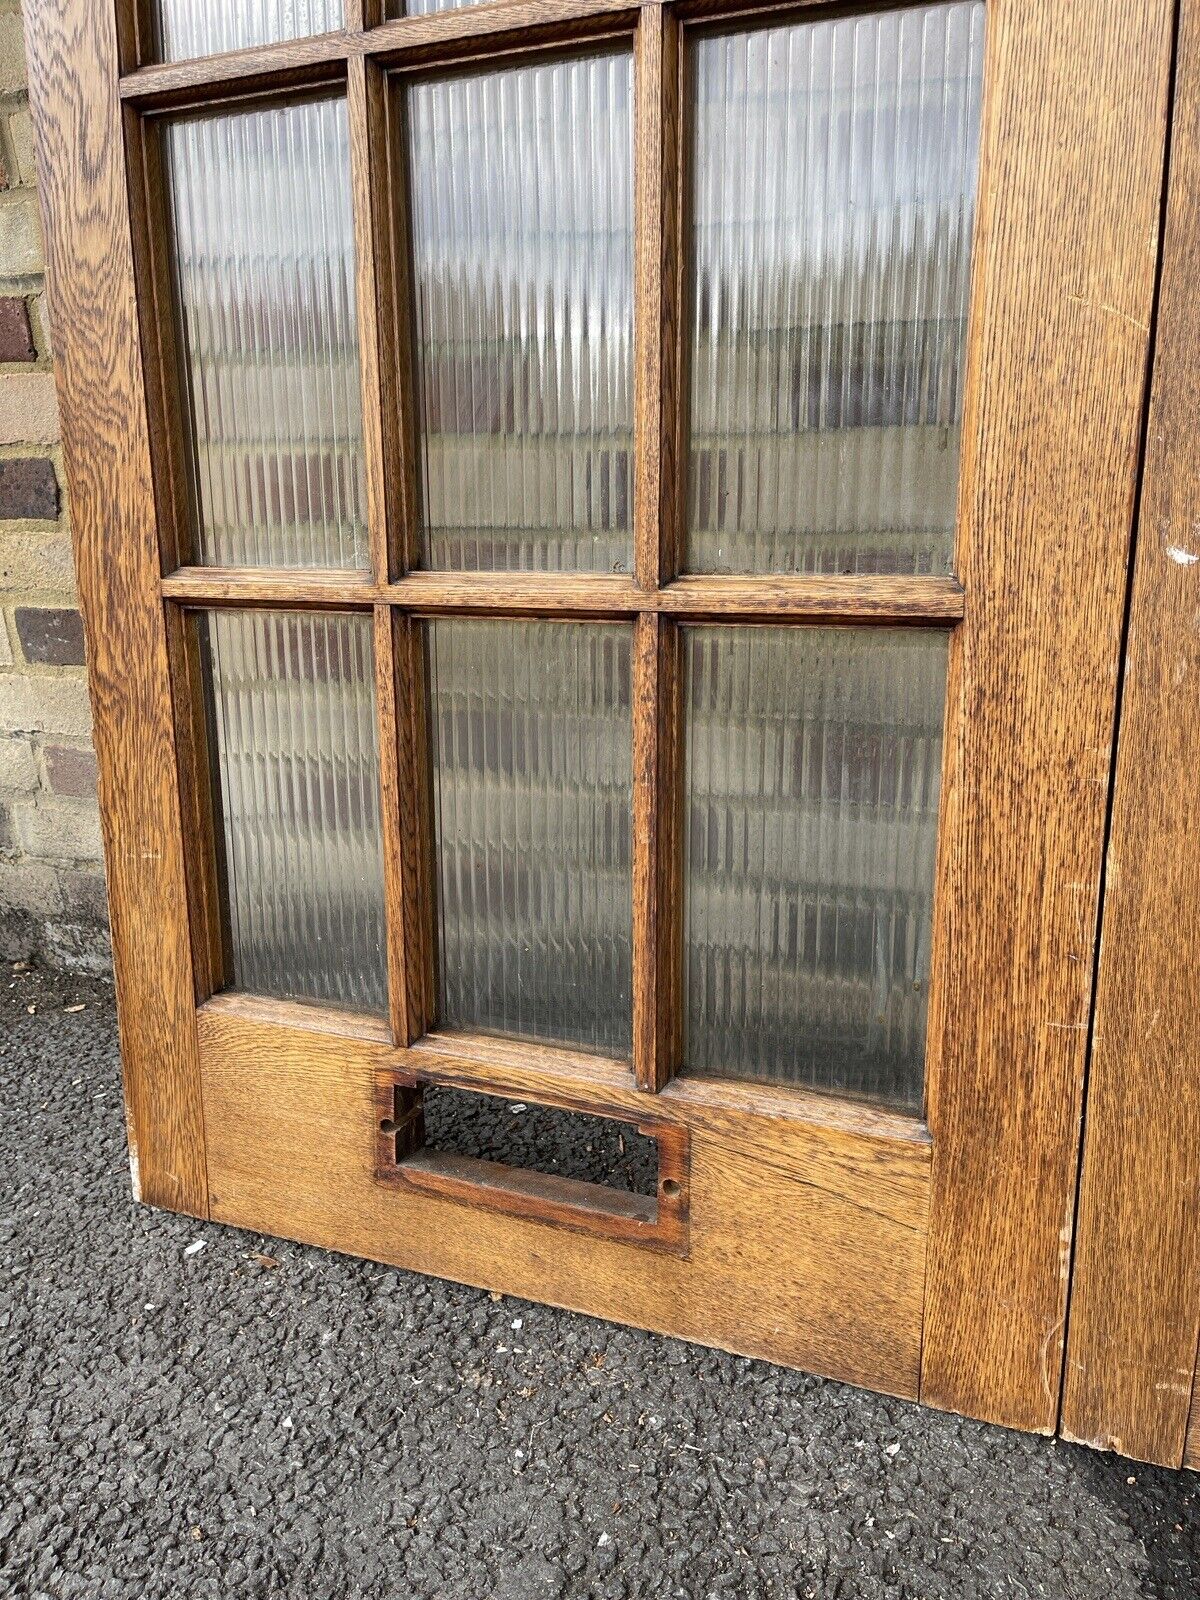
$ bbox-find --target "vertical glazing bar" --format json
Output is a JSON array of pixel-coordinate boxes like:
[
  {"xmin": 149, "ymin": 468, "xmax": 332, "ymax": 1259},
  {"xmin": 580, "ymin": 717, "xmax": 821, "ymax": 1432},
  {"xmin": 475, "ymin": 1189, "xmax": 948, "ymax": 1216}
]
[
  {"xmin": 632, "ymin": 4, "xmax": 684, "ymax": 1091},
  {"xmin": 632, "ymin": 612, "xmax": 682, "ymax": 1092},
  {"xmin": 349, "ymin": 56, "xmax": 400, "ymax": 585},
  {"xmin": 633, "ymin": 1, "xmax": 682, "ymax": 589},
  {"xmin": 350, "ymin": 54, "xmax": 429, "ymax": 1041}
]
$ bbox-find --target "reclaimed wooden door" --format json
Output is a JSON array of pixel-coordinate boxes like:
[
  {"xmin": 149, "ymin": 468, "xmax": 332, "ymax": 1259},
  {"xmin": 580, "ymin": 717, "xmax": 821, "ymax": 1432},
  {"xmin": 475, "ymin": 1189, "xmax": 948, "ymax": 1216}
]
[{"xmin": 23, "ymin": 0, "xmax": 1175, "ymax": 1434}]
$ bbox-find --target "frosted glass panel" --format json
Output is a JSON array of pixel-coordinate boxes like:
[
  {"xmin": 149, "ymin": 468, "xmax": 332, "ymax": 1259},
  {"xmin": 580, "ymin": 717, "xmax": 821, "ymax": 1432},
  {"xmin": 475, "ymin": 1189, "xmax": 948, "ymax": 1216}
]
[
  {"xmin": 164, "ymin": 98, "xmax": 368, "ymax": 569},
  {"xmin": 427, "ymin": 621, "xmax": 633, "ymax": 1055},
  {"xmin": 688, "ymin": 2, "xmax": 986, "ymax": 575},
  {"xmin": 684, "ymin": 627, "xmax": 947, "ymax": 1111},
  {"xmin": 407, "ymin": 54, "xmax": 634, "ymax": 573},
  {"xmin": 156, "ymin": 0, "xmax": 344, "ymax": 62},
  {"xmin": 201, "ymin": 610, "xmax": 387, "ymax": 1014}
]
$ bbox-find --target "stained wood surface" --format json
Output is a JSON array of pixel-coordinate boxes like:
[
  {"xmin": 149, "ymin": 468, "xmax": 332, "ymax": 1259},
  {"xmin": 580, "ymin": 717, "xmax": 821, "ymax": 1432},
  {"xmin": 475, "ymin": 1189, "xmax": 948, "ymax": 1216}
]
[
  {"xmin": 198, "ymin": 1000, "xmax": 931, "ymax": 1396},
  {"xmin": 919, "ymin": 0, "xmax": 1174, "ymax": 1431},
  {"xmin": 1059, "ymin": 0, "xmax": 1200, "ymax": 1469},
  {"xmin": 1187, "ymin": 1383, "xmax": 1200, "ymax": 1472},
  {"xmin": 633, "ymin": 2, "xmax": 681, "ymax": 590},
  {"xmin": 160, "ymin": 567, "xmax": 964, "ymax": 622},
  {"xmin": 199, "ymin": 993, "xmax": 933, "ymax": 1236},
  {"xmin": 160, "ymin": 568, "xmax": 378, "ymax": 606},
  {"xmin": 653, "ymin": 574, "xmax": 965, "ymax": 622},
  {"xmin": 118, "ymin": 0, "xmax": 643, "ymax": 109},
  {"xmin": 349, "ymin": 55, "xmax": 400, "ymax": 588},
  {"xmin": 631, "ymin": 615, "xmax": 681, "ymax": 1091},
  {"xmin": 23, "ymin": 0, "xmax": 208, "ymax": 1214}
]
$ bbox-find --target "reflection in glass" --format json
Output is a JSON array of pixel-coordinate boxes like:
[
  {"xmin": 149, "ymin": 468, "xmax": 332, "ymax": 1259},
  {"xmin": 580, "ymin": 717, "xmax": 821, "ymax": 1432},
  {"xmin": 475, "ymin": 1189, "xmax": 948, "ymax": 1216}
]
[
  {"xmin": 426, "ymin": 620, "xmax": 633, "ymax": 1055},
  {"xmin": 407, "ymin": 54, "xmax": 634, "ymax": 573},
  {"xmin": 201, "ymin": 610, "xmax": 387, "ymax": 1014},
  {"xmin": 688, "ymin": 2, "xmax": 986, "ymax": 575},
  {"xmin": 156, "ymin": 0, "xmax": 345, "ymax": 68},
  {"xmin": 164, "ymin": 97, "xmax": 368, "ymax": 569},
  {"xmin": 683, "ymin": 627, "xmax": 948, "ymax": 1111}
]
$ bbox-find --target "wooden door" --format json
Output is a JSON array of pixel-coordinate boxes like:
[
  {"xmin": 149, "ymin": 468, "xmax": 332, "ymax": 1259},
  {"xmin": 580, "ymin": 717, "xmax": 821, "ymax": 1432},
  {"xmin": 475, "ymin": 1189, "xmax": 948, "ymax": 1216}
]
[{"xmin": 23, "ymin": 0, "xmax": 1174, "ymax": 1434}]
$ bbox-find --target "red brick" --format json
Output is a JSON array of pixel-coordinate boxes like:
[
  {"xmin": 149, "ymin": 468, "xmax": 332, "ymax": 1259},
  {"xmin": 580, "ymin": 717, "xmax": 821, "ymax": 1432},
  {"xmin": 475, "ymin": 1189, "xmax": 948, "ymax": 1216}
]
[
  {"xmin": 0, "ymin": 458, "xmax": 59, "ymax": 521},
  {"xmin": 14, "ymin": 607, "xmax": 85, "ymax": 667},
  {"xmin": 0, "ymin": 297, "xmax": 34, "ymax": 362},
  {"xmin": 43, "ymin": 744, "xmax": 98, "ymax": 798}
]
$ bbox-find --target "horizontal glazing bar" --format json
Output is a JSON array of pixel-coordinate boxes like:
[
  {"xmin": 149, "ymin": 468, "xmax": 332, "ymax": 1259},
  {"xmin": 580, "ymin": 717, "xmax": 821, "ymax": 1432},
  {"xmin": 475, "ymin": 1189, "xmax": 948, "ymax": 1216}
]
[
  {"xmin": 119, "ymin": 0, "xmax": 643, "ymax": 107},
  {"xmin": 654, "ymin": 575, "xmax": 965, "ymax": 623},
  {"xmin": 163, "ymin": 567, "xmax": 965, "ymax": 620}
]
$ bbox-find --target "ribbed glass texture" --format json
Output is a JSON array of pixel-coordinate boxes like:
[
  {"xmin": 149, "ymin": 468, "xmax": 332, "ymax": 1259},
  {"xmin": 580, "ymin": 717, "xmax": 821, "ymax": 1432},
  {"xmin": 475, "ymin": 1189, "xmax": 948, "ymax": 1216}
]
[
  {"xmin": 164, "ymin": 97, "xmax": 368, "ymax": 569},
  {"xmin": 407, "ymin": 54, "xmax": 634, "ymax": 573},
  {"xmin": 201, "ymin": 610, "xmax": 387, "ymax": 1014},
  {"xmin": 688, "ymin": 2, "xmax": 986, "ymax": 576},
  {"xmin": 683, "ymin": 627, "xmax": 948, "ymax": 1111},
  {"xmin": 156, "ymin": 0, "xmax": 344, "ymax": 63},
  {"xmin": 426, "ymin": 621, "xmax": 633, "ymax": 1055},
  {"xmin": 388, "ymin": 0, "xmax": 482, "ymax": 14}
]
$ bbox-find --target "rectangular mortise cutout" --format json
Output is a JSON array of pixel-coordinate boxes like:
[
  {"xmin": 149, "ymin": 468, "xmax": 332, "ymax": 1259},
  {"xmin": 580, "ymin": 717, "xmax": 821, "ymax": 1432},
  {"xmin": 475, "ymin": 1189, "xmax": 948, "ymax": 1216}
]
[{"xmin": 374, "ymin": 1073, "xmax": 689, "ymax": 1256}]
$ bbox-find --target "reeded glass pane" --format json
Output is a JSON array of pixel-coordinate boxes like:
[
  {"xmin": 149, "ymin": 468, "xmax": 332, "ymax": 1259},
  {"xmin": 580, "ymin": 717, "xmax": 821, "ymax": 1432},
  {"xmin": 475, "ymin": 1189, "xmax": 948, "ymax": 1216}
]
[
  {"xmin": 201, "ymin": 610, "xmax": 387, "ymax": 1014},
  {"xmin": 165, "ymin": 98, "xmax": 368, "ymax": 570},
  {"xmin": 408, "ymin": 54, "xmax": 634, "ymax": 573},
  {"xmin": 389, "ymin": 0, "xmax": 482, "ymax": 14},
  {"xmin": 427, "ymin": 620, "xmax": 633, "ymax": 1055},
  {"xmin": 684, "ymin": 627, "xmax": 947, "ymax": 1111},
  {"xmin": 688, "ymin": 2, "xmax": 986, "ymax": 575},
  {"xmin": 156, "ymin": 0, "xmax": 344, "ymax": 63}
]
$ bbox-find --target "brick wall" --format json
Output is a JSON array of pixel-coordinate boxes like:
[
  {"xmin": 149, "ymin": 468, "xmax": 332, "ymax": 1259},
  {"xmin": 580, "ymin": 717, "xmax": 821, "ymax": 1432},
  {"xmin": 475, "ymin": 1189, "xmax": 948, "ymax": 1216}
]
[{"xmin": 0, "ymin": 2, "xmax": 109, "ymax": 973}]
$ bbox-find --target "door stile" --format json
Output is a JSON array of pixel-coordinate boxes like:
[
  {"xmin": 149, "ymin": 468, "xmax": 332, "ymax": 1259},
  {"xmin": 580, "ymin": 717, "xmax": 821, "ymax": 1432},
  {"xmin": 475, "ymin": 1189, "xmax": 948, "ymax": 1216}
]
[
  {"xmin": 1060, "ymin": 0, "xmax": 1200, "ymax": 1469},
  {"xmin": 24, "ymin": 0, "xmax": 209, "ymax": 1214},
  {"xmin": 919, "ymin": 0, "xmax": 1175, "ymax": 1431}
]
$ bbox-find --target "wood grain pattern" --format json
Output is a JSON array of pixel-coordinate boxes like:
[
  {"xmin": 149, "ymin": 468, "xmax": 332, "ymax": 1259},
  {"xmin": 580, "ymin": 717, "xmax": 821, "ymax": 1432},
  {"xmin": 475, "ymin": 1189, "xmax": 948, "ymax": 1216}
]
[
  {"xmin": 373, "ymin": 606, "xmax": 411, "ymax": 1041},
  {"xmin": 653, "ymin": 574, "xmax": 966, "ymax": 622},
  {"xmin": 380, "ymin": 78, "xmax": 423, "ymax": 576},
  {"xmin": 631, "ymin": 614, "xmax": 681, "ymax": 1091},
  {"xmin": 633, "ymin": 2, "xmax": 681, "ymax": 590},
  {"xmin": 920, "ymin": 0, "xmax": 1174, "ymax": 1432},
  {"xmin": 125, "ymin": 109, "xmax": 233, "ymax": 1001},
  {"xmin": 161, "ymin": 567, "xmax": 965, "ymax": 622},
  {"xmin": 1059, "ymin": 0, "xmax": 1200, "ymax": 1469},
  {"xmin": 161, "ymin": 567, "xmax": 378, "ymax": 606},
  {"xmin": 197, "ymin": 994, "xmax": 933, "ymax": 1229},
  {"xmin": 197, "ymin": 1000, "xmax": 931, "ymax": 1395},
  {"xmin": 351, "ymin": 53, "xmax": 429, "ymax": 1044},
  {"xmin": 23, "ymin": 0, "xmax": 208, "ymax": 1214},
  {"xmin": 163, "ymin": 610, "xmax": 228, "ymax": 1000},
  {"xmin": 1186, "ymin": 1381, "xmax": 1200, "ymax": 1472},
  {"xmin": 117, "ymin": 0, "xmax": 643, "ymax": 108},
  {"xmin": 349, "ymin": 54, "xmax": 401, "ymax": 588},
  {"xmin": 118, "ymin": 30, "xmax": 351, "ymax": 108}
]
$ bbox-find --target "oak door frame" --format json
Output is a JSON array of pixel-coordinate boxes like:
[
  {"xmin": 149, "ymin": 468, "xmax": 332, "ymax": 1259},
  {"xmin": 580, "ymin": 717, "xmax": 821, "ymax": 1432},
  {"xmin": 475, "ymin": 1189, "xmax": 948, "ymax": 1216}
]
[
  {"xmin": 23, "ymin": 0, "xmax": 1174, "ymax": 1434},
  {"xmin": 1061, "ymin": 0, "xmax": 1200, "ymax": 1472}
]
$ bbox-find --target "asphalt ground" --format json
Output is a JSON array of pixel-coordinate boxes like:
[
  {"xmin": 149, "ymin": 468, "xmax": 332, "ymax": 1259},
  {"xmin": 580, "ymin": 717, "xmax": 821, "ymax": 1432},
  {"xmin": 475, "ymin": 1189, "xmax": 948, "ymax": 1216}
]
[{"xmin": 2, "ymin": 960, "xmax": 1197, "ymax": 1600}]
